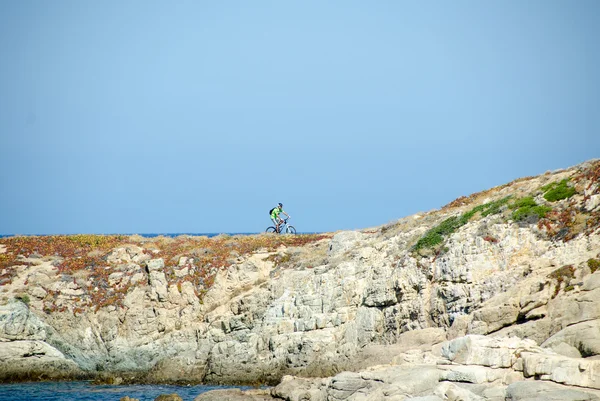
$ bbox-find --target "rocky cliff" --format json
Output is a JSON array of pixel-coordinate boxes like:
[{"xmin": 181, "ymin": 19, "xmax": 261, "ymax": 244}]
[{"xmin": 1, "ymin": 159, "xmax": 599, "ymax": 400}]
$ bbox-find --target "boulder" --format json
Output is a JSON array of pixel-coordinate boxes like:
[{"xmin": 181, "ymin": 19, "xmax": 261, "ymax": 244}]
[
  {"xmin": 434, "ymin": 382, "xmax": 484, "ymax": 401},
  {"xmin": 329, "ymin": 365, "xmax": 440, "ymax": 400},
  {"xmin": 522, "ymin": 352, "xmax": 600, "ymax": 389},
  {"xmin": 0, "ymin": 339, "xmax": 82, "ymax": 381},
  {"xmin": 542, "ymin": 319, "xmax": 600, "ymax": 357},
  {"xmin": 194, "ymin": 388, "xmax": 274, "ymax": 401},
  {"xmin": 438, "ymin": 365, "xmax": 523, "ymax": 385},
  {"xmin": 154, "ymin": 395, "xmax": 183, "ymax": 401},
  {"xmin": 441, "ymin": 335, "xmax": 540, "ymax": 369},
  {"xmin": 545, "ymin": 341, "xmax": 582, "ymax": 359},
  {"xmin": 505, "ymin": 380, "xmax": 600, "ymax": 400},
  {"xmin": 271, "ymin": 375, "xmax": 328, "ymax": 401},
  {"xmin": 0, "ymin": 300, "xmax": 47, "ymax": 341},
  {"xmin": 396, "ymin": 327, "xmax": 447, "ymax": 350}
]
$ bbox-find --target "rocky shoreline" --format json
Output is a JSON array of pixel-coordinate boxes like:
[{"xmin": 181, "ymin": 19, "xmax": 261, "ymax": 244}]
[{"xmin": 1, "ymin": 159, "xmax": 600, "ymax": 400}]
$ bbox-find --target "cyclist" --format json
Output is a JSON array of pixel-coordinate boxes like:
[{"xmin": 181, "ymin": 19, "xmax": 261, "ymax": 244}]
[{"xmin": 270, "ymin": 203, "xmax": 290, "ymax": 233}]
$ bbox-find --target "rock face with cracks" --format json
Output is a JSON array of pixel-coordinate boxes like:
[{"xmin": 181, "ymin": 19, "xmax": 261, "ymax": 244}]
[{"xmin": 2, "ymin": 159, "xmax": 600, "ymax": 400}]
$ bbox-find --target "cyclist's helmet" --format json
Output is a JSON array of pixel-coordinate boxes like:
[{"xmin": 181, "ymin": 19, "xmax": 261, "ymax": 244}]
[{"xmin": 278, "ymin": 203, "xmax": 283, "ymax": 208}]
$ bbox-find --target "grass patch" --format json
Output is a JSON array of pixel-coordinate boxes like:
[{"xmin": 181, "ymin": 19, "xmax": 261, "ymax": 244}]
[
  {"xmin": 509, "ymin": 197, "xmax": 552, "ymax": 221},
  {"xmin": 15, "ymin": 294, "xmax": 30, "ymax": 305},
  {"xmin": 414, "ymin": 196, "xmax": 511, "ymax": 251},
  {"xmin": 266, "ymin": 252, "xmax": 292, "ymax": 266},
  {"xmin": 542, "ymin": 179, "xmax": 577, "ymax": 202},
  {"xmin": 414, "ymin": 217, "xmax": 456, "ymax": 251},
  {"xmin": 588, "ymin": 258, "xmax": 600, "ymax": 274},
  {"xmin": 0, "ymin": 233, "xmax": 331, "ymax": 313},
  {"xmin": 510, "ymin": 196, "xmax": 537, "ymax": 209},
  {"xmin": 548, "ymin": 264, "xmax": 576, "ymax": 298},
  {"xmin": 512, "ymin": 205, "xmax": 552, "ymax": 221},
  {"xmin": 481, "ymin": 196, "xmax": 513, "ymax": 217}
]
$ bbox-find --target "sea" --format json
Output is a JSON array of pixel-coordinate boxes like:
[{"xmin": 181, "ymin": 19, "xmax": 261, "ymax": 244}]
[
  {"xmin": 0, "ymin": 381, "xmax": 255, "ymax": 401},
  {"xmin": 0, "ymin": 232, "xmax": 289, "ymax": 400}
]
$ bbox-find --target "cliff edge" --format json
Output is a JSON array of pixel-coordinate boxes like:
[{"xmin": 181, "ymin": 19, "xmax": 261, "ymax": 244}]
[{"xmin": 1, "ymin": 159, "xmax": 599, "ymax": 400}]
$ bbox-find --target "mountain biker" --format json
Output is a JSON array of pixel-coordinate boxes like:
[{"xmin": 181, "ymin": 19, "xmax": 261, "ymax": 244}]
[{"xmin": 270, "ymin": 203, "xmax": 290, "ymax": 233}]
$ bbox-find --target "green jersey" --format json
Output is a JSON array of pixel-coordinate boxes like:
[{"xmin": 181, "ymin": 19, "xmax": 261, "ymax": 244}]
[{"xmin": 271, "ymin": 207, "xmax": 282, "ymax": 219}]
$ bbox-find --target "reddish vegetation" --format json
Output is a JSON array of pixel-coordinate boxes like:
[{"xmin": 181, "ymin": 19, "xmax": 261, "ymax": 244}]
[
  {"xmin": 483, "ymin": 236, "xmax": 498, "ymax": 243},
  {"xmin": 441, "ymin": 176, "xmax": 536, "ymax": 211},
  {"xmin": 0, "ymin": 235, "xmax": 128, "ymax": 282},
  {"xmin": 536, "ymin": 161, "xmax": 600, "ymax": 240},
  {"xmin": 0, "ymin": 233, "xmax": 331, "ymax": 313},
  {"xmin": 573, "ymin": 160, "xmax": 600, "ymax": 196},
  {"xmin": 537, "ymin": 208, "xmax": 577, "ymax": 241}
]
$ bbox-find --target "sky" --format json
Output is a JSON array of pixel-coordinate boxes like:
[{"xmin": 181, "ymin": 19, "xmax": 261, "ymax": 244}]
[{"xmin": 0, "ymin": 1, "xmax": 599, "ymax": 235}]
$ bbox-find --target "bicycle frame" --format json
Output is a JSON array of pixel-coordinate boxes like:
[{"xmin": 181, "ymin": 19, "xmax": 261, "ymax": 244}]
[
  {"xmin": 277, "ymin": 218, "xmax": 291, "ymax": 233},
  {"xmin": 266, "ymin": 217, "xmax": 296, "ymax": 234}
]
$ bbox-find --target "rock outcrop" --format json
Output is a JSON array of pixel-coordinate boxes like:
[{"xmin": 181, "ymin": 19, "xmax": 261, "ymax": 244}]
[{"xmin": 1, "ymin": 159, "xmax": 600, "ymax": 400}]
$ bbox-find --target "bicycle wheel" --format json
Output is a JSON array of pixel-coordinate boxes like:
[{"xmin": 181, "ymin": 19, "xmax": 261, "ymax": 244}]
[
  {"xmin": 266, "ymin": 227, "xmax": 277, "ymax": 233},
  {"xmin": 285, "ymin": 225, "xmax": 297, "ymax": 234}
]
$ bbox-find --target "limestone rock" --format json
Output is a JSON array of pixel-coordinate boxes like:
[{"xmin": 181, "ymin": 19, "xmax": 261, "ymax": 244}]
[
  {"xmin": 1, "ymin": 159, "xmax": 600, "ymax": 400},
  {"xmin": 522, "ymin": 351, "xmax": 600, "ymax": 389},
  {"xmin": 397, "ymin": 327, "xmax": 447, "ymax": 350},
  {"xmin": 328, "ymin": 231, "xmax": 367, "ymax": 258},
  {"xmin": 154, "ymin": 394, "xmax": 183, "ymax": 401},
  {"xmin": 505, "ymin": 380, "xmax": 600, "ymax": 400},
  {"xmin": 194, "ymin": 388, "xmax": 274, "ymax": 401},
  {"xmin": 271, "ymin": 375, "xmax": 328, "ymax": 401},
  {"xmin": 545, "ymin": 341, "xmax": 582, "ymax": 359},
  {"xmin": 442, "ymin": 335, "xmax": 541, "ymax": 369},
  {"xmin": 542, "ymin": 319, "xmax": 600, "ymax": 357},
  {"xmin": 434, "ymin": 382, "xmax": 484, "ymax": 401},
  {"xmin": 438, "ymin": 365, "xmax": 523, "ymax": 385},
  {"xmin": 0, "ymin": 339, "xmax": 82, "ymax": 381},
  {"xmin": 0, "ymin": 300, "xmax": 47, "ymax": 341}
]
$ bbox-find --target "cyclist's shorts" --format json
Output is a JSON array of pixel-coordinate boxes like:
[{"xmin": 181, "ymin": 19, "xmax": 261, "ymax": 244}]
[{"xmin": 271, "ymin": 217, "xmax": 279, "ymax": 226}]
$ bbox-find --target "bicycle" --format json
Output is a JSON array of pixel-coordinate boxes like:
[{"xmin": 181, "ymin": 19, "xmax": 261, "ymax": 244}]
[{"xmin": 266, "ymin": 217, "xmax": 296, "ymax": 234}]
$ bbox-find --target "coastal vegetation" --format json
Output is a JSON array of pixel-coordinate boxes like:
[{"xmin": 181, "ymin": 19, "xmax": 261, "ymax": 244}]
[
  {"xmin": 509, "ymin": 196, "xmax": 552, "ymax": 222},
  {"xmin": 548, "ymin": 264, "xmax": 576, "ymax": 298},
  {"xmin": 0, "ymin": 233, "xmax": 331, "ymax": 313},
  {"xmin": 541, "ymin": 178, "xmax": 577, "ymax": 202},
  {"xmin": 589, "ymin": 258, "xmax": 600, "ymax": 274},
  {"xmin": 1, "ymin": 159, "xmax": 599, "ymax": 396},
  {"xmin": 411, "ymin": 160, "xmax": 600, "ymax": 257},
  {"xmin": 413, "ymin": 196, "xmax": 511, "ymax": 252}
]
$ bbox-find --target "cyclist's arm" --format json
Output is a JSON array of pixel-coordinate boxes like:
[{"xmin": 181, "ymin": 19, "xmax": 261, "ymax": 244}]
[{"xmin": 283, "ymin": 211, "xmax": 290, "ymax": 218}]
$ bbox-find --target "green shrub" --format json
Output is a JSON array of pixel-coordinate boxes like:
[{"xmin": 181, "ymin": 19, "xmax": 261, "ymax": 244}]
[
  {"xmin": 542, "ymin": 179, "xmax": 576, "ymax": 202},
  {"xmin": 414, "ymin": 196, "xmax": 511, "ymax": 251},
  {"xmin": 548, "ymin": 265, "xmax": 576, "ymax": 298},
  {"xmin": 15, "ymin": 294, "xmax": 30, "ymax": 304},
  {"xmin": 540, "ymin": 182, "xmax": 556, "ymax": 192},
  {"xmin": 509, "ymin": 196, "xmax": 537, "ymax": 210},
  {"xmin": 414, "ymin": 217, "xmax": 458, "ymax": 251},
  {"xmin": 510, "ymin": 196, "xmax": 552, "ymax": 221},
  {"xmin": 512, "ymin": 205, "xmax": 552, "ymax": 221},
  {"xmin": 588, "ymin": 258, "xmax": 600, "ymax": 274},
  {"xmin": 480, "ymin": 196, "xmax": 512, "ymax": 217},
  {"xmin": 414, "ymin": 232, "xmax": 444, "ymax": 250}
]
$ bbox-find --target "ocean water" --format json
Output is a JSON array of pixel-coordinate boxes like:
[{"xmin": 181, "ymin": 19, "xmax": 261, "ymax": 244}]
[
  {"xmin": 0, "ymin": 381, "xmax": 252, "ymax": 401},
  {"xmin": 0, "ymin": 231, "xmax": 307, "ymax": 400}
]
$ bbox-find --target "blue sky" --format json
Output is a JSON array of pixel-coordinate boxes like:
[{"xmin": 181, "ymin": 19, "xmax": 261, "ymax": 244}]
[{"xmin": 1, "ymin": 1, "xmax": 598, "ymax": 235}]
